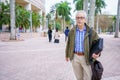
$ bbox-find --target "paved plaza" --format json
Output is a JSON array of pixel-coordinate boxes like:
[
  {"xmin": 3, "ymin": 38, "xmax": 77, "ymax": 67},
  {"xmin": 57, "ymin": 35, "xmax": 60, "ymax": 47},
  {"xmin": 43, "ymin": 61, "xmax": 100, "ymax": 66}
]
[{"xmin": 0, "ymin": 33, "xmax": 120, "ymax": 80}]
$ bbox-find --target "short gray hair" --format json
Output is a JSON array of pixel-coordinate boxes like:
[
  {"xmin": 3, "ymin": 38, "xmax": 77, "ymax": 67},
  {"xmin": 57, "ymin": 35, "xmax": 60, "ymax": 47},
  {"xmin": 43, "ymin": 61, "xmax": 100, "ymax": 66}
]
[{"xmin": 75, "ymin": 10, "xmax": 87, "ymax": 20}]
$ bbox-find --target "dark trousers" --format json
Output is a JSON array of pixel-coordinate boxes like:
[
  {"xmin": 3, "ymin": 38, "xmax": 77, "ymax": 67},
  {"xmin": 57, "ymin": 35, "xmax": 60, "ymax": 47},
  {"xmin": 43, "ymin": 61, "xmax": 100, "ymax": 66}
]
[{"xmin": 48, "ymin": 34, "xmax": 52, "ymax": 42}]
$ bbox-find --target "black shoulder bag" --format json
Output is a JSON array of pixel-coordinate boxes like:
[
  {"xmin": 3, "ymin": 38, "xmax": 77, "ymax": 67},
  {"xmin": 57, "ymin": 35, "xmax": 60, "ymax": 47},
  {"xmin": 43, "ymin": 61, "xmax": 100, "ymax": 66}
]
[{"xmin": 88, "ymin": 28, "xmax": 104, "ymax": 80}]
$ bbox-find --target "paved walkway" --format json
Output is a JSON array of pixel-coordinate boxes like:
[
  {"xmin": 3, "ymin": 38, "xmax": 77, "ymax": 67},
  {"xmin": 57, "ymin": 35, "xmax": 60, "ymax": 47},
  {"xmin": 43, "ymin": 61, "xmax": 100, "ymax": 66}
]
[{"xmin": 0, "ymin": 33, "xmax": 120, "ymax": 80}]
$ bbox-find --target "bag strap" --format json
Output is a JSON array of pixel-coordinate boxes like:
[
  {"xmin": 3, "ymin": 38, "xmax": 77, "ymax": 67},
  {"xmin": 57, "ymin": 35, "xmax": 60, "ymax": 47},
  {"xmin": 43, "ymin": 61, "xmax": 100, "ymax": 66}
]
[
  {"xmin": 88, "ymin": 28, "xmax": 94, "ymax": 63},
  {"xmin": 88, "ymin": 28, "xmax": 92, "ymax": 47}
]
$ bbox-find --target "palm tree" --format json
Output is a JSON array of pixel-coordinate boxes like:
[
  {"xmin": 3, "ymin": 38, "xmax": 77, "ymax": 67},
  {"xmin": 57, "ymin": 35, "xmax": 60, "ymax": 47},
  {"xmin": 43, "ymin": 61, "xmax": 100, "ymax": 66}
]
[
  {"xmin": 88, "ymin": 0, "xmax": 106, "ymax": 28},
  {"xmin": 56, "ymin": 1, "xmax": 71, "ymax": 32},
  {"xmin": 114, "ymin": 0, "xmax": 120, "ymax": 38},
  {"xmin": 10, "ymin": 0, "xmax": 16, "ymax": 40},
  {"xmin": 16, "ymin": 5, "xmax": 30, "ymax": 30},
  {"xmin": 65, "ymin": 15, "xmax": 72, "ymax": 25},
  {"xmin": 73, "ymin": 0, "xmax": 106, "ymax": 14},
  {"xmin": 73, "ymin": 0, "xmax": 84, "ymax": 11},
  {"xmin": 32, "ymin": 12, "xmax": 41, "ymax": 32},
  {"xmin": 94, "ymin": 0, "xmax": 106, "ymax": 32},
  {"xmin": 0, "ymin": 2, "xmax": 10, "ymax": 31},
  {"xmin": 55, "ymin": 21, "xmax": 61, "ymax": 30},
  {"xmin": 95, "ymin": 0, "xmax": 106, "ymax": 15},
  {"xmin": 73, "ymin": 0, "xmax": 106, "ymax": 28}
]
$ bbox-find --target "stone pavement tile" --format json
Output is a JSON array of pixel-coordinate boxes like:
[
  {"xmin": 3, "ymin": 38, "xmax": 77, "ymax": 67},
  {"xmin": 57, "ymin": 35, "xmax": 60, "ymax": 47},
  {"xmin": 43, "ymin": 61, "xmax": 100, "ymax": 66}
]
[
  {"xmin": 102, "ymin": 76, "xmax": 120, "ymax": 80},
  {"xmin": 0, "ymin": 32, "xmax": 42, "ymax": 41},
  {"xmin": 99, "ymin": 34, "xmax": 120, "ymax": 78},
  {"xmin": 0, "ymin": 34, "xmax": 120, "ymax": 80}
]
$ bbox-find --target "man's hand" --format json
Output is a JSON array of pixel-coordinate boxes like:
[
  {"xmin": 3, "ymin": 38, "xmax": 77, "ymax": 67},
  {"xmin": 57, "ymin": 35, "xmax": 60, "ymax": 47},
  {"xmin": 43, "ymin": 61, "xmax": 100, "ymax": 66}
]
[
  {"xmin": 92, "ymin": 53, "xmax": 100, "ymax": 59},
  {"xmin": 66, "ymin": 58, "xmax": 70, "ymax": 62}
]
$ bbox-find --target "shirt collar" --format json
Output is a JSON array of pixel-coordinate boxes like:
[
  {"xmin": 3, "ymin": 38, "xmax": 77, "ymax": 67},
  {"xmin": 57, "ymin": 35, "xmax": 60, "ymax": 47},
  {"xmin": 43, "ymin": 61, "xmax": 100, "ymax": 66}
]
[{"xmin": 76, "ymin": 25, "xmax": 86, "ymax": 31}]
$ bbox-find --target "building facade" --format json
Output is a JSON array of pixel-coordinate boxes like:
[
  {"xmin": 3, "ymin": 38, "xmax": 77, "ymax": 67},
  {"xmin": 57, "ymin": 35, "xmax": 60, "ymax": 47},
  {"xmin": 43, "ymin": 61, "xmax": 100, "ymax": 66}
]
[
  {"xmin": 0, "ymin": 0, "xmax": 46, "ymax": 32},
  {"xmin": 15, "ymin": 0, "xmax": 46, "ymax": 32}
]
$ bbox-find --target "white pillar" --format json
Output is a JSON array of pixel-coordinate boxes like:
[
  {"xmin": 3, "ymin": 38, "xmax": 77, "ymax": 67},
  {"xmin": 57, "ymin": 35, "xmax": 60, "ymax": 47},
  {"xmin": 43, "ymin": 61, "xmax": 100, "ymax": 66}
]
[
  {"xmin": 42, "ymin": 12, "xmax": 46, "ymax": 30},
  {"xmin": 37, "ymin": 10, "xmax": 42, "ymax": 32},
  {"xmin": 25, "ymin": 3, "xmax": 32, "ymax": 33}
]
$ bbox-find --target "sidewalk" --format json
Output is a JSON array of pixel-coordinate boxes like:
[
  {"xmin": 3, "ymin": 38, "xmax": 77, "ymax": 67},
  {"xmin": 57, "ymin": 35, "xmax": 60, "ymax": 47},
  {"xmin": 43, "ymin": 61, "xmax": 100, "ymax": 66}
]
[
  {"xmin": 0, "ymin": 33, "xmax": 120, "ymax": 80},
  {"xmin": 0, "ymin": 32, "xmax": 43, "ymax": 41},
  {"xmin": 99, "ymin": 34, "xmax": 120, "ymax": 80}
]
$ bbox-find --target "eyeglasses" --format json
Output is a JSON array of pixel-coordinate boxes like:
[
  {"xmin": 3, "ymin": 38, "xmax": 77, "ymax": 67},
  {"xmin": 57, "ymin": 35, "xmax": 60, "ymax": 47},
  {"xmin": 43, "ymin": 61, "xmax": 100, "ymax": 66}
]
[{"xmin": 76, "ymin": 17, "xmax": 85, "ymax": 20}]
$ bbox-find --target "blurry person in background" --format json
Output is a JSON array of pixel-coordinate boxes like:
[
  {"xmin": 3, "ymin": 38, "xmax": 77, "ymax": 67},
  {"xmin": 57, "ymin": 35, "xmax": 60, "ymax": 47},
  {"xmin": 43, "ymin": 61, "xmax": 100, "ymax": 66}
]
[
  {"xmin": 54, "ymin": 28, "xmax": 60, "ymax": 43},
  {"xmin": 47, "ymin": 27, "xmax": 52, "ymax": 42},
  {"xmin": 64, "ymin": 26, "xmax": 69, "ymax": 42}
]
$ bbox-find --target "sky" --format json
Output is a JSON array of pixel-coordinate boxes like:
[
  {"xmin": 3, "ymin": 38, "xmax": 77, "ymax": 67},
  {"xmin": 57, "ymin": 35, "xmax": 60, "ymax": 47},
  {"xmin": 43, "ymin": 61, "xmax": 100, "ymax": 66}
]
[
  {"xmin": 102, "ymin": 0, "xmax": 118, "ymax": 15},
  {"xmin": 45, "ymin": 0, "xmax": 118, "ymax": 18}
]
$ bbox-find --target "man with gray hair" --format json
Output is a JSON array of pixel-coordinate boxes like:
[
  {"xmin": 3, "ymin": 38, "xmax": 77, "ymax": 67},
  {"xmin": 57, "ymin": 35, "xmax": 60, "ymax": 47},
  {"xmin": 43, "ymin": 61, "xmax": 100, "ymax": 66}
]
[{"xmin": 65, "ymin": 10, "xmax": 100, "ymax": 80}]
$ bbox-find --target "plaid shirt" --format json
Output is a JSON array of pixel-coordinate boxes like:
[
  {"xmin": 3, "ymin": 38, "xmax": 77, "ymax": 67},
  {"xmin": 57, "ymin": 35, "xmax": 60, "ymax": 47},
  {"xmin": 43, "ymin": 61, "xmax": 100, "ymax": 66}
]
[{"xmin": 74, "ymin": 26, "xmax": 86, "ymax": 53}]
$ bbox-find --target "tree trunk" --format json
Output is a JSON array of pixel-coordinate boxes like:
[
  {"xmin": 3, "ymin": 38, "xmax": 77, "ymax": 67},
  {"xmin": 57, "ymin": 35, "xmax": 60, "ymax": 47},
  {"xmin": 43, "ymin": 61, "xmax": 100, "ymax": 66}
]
[
  {"xmin": 62, "ymin": 16, "xmax": 65, "ymax": 32},
  {"xmin": 83, "ymin": 0, "xmax": 88, "ymax": 14},
  {"xmin": 83, "ymin": 0, "xmax": 88, "ymax": 23},
  {"xmin": 114, "ymin": 0, "xmax": 120, "ymax": 38},
  {"xmin": 96, "ymin": 14, "xmax": 99, "ymax": 33},
  {"xmin": 64, "ymin": 16, "xmax": 66, "ymax": 32},
  {"xmin": 10, "ymin": 0, "xmax": 16, "ymax": 40},
  {"xmin": 88, "ymin": 0, "xmax": 96, "ymax": 28}
]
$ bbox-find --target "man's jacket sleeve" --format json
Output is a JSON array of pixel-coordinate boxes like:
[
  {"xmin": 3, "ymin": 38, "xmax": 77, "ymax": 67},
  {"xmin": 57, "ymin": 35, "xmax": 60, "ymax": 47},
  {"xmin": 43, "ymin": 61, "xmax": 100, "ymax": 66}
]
[{"xmin": 65, "ymin": 32, "xmax": 70, "ymax": 58}]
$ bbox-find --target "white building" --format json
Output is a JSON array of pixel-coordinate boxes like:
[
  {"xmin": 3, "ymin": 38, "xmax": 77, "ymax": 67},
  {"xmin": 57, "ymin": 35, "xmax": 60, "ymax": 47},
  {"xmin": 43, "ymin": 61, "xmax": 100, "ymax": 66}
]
[{"xmin": 0, "ymin": 0, "xmax": 46, "ymax": 32}]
